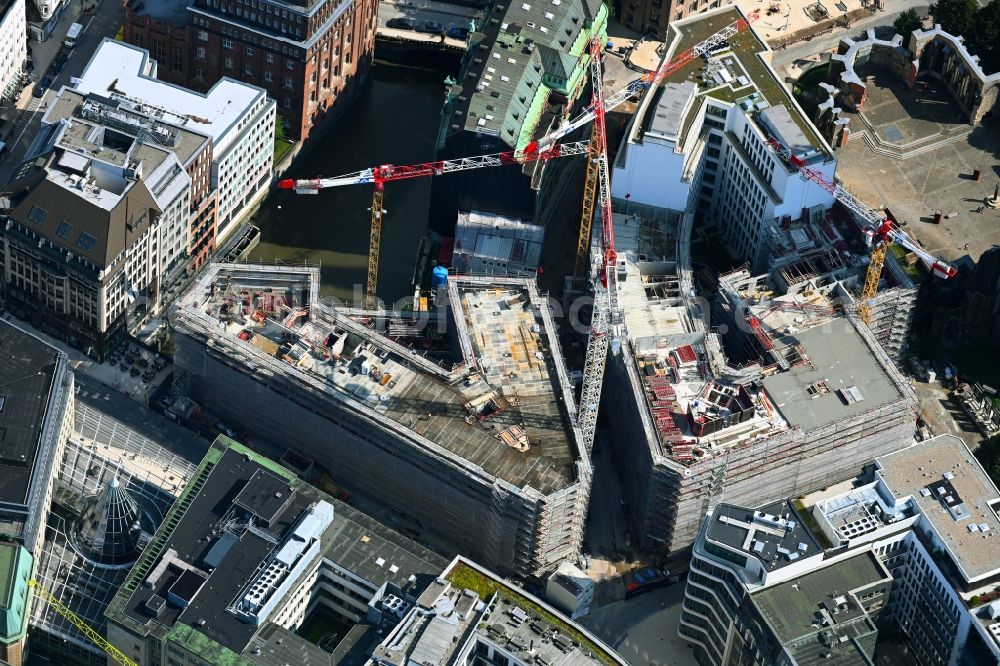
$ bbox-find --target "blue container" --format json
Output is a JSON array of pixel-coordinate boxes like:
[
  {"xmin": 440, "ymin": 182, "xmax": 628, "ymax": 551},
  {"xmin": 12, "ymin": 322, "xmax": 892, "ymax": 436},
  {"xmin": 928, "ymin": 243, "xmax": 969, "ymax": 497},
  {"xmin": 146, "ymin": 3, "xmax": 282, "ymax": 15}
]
[{"xmin": 431, "ymin": 265, "xmax": 449, "ymax": 289}]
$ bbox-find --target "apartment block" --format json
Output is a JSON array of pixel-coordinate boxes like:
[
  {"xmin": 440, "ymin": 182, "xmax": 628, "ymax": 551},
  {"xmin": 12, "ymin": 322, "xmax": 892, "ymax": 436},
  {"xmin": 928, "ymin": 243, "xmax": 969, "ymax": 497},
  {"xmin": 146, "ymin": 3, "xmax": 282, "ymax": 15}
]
[
  {"xmin": 104, "ymin": 436, "xmax": 448, "ymax": 666},
  {"xmin": 122, "ymin": 0, "xmax": 378, "ymax": 140},
  {"xmin": 434, "ymin": 0, "xmax": 607, "ymax": 220},
  {"xmin": 679, "ymin": 434, "xmax": 1000, "ymax": 665},
  {"xmin": 611, "ymin": 8, "xmax": 839, "ymax": 273},
  {"xmin": 0, "ymin": 151, "xmax": 165, "ymax": 359},
  {"xmin": 0, "ymin": 0, "xmax": 26, "ymax": 105},
  {"xmin": 72, "ymin": 39, "xmax": 275, "ymax": 244},
  {"xmin": 0, "ymin": 319, "xmax": 74, "ymax": 666},
  {"xmin": 170, "ymin": 265, "xmax": 590, "ymax": 579}
]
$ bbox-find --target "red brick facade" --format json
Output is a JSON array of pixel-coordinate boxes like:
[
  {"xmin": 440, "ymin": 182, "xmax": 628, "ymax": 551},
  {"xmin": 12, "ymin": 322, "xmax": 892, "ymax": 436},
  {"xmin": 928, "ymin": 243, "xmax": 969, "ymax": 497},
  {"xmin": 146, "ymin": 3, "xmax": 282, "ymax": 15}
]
[
  {"xmin": 618, "ymin": 0, "xmax": 733, "ymax": 38},
  {"xmin": 123, "ymin": 0, "xmax": 377, "ymax": 141},
  {"xmin": 185, "ymin": 142, "xmax": 218, "ymax": 268}
]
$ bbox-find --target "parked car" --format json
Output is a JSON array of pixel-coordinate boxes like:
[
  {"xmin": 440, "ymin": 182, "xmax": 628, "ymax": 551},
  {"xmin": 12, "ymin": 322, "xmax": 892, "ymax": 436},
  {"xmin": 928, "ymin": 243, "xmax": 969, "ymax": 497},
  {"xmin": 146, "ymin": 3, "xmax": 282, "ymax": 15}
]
[
  {"xmin": 446, "ymin": 26, "xmax": 469, "ymax": 39},
  {"xmin": 416, "ymin": 20, "xmax": 445, "ymax": 34},
  {"xmin": 386, "ymin": 17, "xmax": 417, "ymax": 30},
  {"xmin": 32, "ymin": 76, "xmax": 51, "ymax": 98},
  {"xmin": 48, "ymin": 58, "xmax": 63, "ymax": 75}
]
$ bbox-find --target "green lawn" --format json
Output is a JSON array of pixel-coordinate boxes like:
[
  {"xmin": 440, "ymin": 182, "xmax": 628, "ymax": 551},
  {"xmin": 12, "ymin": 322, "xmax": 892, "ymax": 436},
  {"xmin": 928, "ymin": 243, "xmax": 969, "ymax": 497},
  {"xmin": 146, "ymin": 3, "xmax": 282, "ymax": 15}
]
[
  {"xmin": 273, "ymin": 137, "xmax": 294, "ymax": 165},
  {"xmin": 888, "ymin": 243, "xmax": 925, "ymax": 282}
]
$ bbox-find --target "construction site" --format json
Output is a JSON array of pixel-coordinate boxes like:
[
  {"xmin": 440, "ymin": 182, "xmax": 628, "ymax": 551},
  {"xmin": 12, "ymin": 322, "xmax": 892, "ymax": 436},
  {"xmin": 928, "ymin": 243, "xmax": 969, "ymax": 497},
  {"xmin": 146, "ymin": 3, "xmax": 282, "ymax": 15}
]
[
  {"xmin": 169, "ymin": 263, "xmax": 590, "ymax": 579},
  {"xmin": 599, "ymin": 188, "xmax": 919, "ymax": 556}
]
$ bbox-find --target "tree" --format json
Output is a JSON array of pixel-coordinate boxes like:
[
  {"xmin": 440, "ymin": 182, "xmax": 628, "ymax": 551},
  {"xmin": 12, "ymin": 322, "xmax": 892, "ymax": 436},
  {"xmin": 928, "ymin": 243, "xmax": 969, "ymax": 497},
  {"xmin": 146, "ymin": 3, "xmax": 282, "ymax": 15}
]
[
  {"xmin": 975, "ymin": 434, "xmax": 1000, "ymax": 487},
  {"xmin": 929, "ymin": 0, "xmax": 978, "ymax": 38},
  {"xmin": 893, "ymin": 9, "xmax": 922, "ymax": 37},
  {"xmin": 973, "ymin": 0, "xmax": 1000, "ymax": 74}
]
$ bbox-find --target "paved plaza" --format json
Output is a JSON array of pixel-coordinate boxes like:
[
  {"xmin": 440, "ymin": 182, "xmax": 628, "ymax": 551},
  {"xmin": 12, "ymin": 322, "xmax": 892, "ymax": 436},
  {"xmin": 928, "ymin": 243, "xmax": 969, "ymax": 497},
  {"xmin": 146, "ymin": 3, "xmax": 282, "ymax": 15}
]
[{"xmin": 836, "ymin": 68, "xmax": 1000, "ymax": 264}]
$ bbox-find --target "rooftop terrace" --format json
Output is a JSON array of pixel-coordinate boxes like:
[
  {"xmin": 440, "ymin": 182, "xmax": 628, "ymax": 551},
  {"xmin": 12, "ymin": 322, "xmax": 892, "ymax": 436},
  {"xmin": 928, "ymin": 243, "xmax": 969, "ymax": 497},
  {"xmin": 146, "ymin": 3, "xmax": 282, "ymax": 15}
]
[
  {"xmin": 0, "ymin": 320, "xmax": 61, "ymax": 506},
  {"xmin": 656, "ymin": 8, "xmax": 825, "ymax": 151},
  {"xmin": 173, "ymin": 265, "xmax": 583, "ymax": 496},
  {"xmin": 875, "ymin": 434, "xmax": 1000, "ymax": 584}
]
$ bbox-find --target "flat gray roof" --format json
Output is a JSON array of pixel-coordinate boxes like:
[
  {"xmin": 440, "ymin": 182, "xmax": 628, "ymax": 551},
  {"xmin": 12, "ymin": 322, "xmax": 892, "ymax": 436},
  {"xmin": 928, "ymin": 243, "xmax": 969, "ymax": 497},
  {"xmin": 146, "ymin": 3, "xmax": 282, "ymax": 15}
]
[
  {"xmin": 759, "ymin": 105, "xmax": 811, "ymax": 158},
  {"xmin": 876, "ymin": 434, "xmax": 1000, "ymax": 583},
  {"xmin": 761, "ymin": 319, "xmax": 904, "ymax": 432},
  {"xmin": 0, "ymin": 320, "xmax": 62, "ymax": 505},
  {"xmin": 752, "ymin": 551, "xmax": 888, "ymax": 664},
  {"xmin": 647, "ymin": 82, "xmax": 697, "ymax": 140}
]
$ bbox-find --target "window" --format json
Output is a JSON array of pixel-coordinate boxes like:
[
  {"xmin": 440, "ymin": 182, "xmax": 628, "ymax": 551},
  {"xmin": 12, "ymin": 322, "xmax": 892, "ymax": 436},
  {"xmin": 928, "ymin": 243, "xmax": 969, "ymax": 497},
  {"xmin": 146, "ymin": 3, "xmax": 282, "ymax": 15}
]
[
  {"xmin": 224, "ymin": 57, "xmax": 234, "ymax": 69},
  {"xmin": 266, "ymin": 53, "xmax": 274, "ymax": 63},
  {"xmin": 264, "ymin": 70, "xmax": 273, "ymax": 82},
  {"xmin": 246, "ymin": 46, "xmax": 254, "ymax": 56},
  {"xmin": 56, "ymin": 220, "xmax": 73, "ymax": 239},
  {"xmin": 27, "ymin": 205, "xmax": 47, "ymax": 224},
  {"xmin": 152, "ymin": 39, "xmax": 164, "ymax": 62},
  {"xmin": 77, "ymin": 233, "xmax": 97, "ymax": 251},
  {"xmin": 173, "ymin": 45, "xmax": 183, "ymax": 71},
  {"xmin": 245, "ymin": 63, "xmax": 254, "ymax": 74},
  {"xmin": 223, "ymin": 38, "xmax": 233, "ymax": 49},
  {"xmin": 196, "ymin": 47, "xmax": 205, "ymax": 59},
  {"xmin": 283, "ymin": 96, "xmax": 292, "ymax": 108},
  {"xmin": 284, "ymin": 76, "xmax": 293, "ymax": 88},
  {"xmin": 195, "ymin": 66, "xmax": 204, "ymax": 78},
  {"xmin": 286, "ymin": 59, "xmax": 294, "ymax": 70},
  {"xmin": 197, "ymin": 29, "xmax": 208, "ymax": 41}
]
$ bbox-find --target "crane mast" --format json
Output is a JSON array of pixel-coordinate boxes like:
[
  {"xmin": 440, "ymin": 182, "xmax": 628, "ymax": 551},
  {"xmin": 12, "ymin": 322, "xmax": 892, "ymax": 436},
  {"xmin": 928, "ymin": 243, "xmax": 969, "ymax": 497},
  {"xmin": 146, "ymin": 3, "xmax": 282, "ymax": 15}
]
[
  {"xmin": 765, "ymin": 137, "xmax": 956, "ymax": 323},
  {"xmin": 29, "ymin": 579, "xmax": 139, "ymax": 666},
  {"xmin": 577, "ymin": 38, "xmax": 623, "ymax": 453}
]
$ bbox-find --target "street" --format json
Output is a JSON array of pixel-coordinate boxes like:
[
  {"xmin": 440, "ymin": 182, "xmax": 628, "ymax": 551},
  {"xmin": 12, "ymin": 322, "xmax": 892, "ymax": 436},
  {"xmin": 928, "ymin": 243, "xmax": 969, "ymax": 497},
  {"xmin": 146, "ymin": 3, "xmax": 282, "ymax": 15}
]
[
  {"xmin": 581, "ymin": 583, "xmax": 699, "ymax": 666},
  {"xmin": 377, "ymin": 0, "xmax": 479, "ymax": 33},
  {"xmin": 0, "ymin": 0, "xmax": 124, "ymax": 185}
]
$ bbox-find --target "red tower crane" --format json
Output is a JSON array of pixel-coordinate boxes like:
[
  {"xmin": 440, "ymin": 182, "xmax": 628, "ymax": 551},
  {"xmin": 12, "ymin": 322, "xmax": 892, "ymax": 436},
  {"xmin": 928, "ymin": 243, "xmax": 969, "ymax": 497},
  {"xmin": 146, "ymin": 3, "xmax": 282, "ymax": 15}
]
[{"xmin": 766, "ymin": 137, "xmax": 957, "ymax": 323}]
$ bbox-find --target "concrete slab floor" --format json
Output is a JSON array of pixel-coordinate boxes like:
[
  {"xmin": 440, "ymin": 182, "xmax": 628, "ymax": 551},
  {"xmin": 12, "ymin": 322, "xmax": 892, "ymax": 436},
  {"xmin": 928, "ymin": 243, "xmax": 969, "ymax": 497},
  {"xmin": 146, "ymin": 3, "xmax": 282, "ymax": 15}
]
[{"xmin": 835, "ymin": 82, "xmax": 1000, "ymax": 264}]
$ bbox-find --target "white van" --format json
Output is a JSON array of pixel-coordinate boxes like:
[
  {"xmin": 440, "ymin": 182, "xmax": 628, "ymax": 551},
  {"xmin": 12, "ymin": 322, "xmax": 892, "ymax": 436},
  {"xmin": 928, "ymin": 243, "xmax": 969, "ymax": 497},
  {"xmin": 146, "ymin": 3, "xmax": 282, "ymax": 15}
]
[{"xmin": 64, "ymin": 22, "xmax": 82, "ymax": 48}]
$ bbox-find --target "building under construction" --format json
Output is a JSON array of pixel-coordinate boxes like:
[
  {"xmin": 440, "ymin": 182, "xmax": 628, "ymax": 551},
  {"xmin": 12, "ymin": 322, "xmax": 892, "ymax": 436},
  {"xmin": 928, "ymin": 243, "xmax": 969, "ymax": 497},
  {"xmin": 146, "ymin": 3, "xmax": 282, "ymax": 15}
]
[
  {"xmin": 170, "ymin": 264, "xmax": 589, "ymax": 579},
  {"xmin": 601, "ymin": 201, "xmax": 917, "ymax": 556}
]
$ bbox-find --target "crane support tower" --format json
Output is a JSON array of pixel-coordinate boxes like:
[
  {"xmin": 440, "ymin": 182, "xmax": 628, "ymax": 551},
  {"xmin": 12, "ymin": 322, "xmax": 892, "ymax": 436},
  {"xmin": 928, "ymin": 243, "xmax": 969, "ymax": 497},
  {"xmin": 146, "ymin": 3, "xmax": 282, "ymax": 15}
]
[
  {"xmin": 277, "ymin": 9, "xmax": 762, "ymax": 310},
  {"xmin": 765, "ymin": 137, "xmax": 957, "ymax": 323},
  {"xmin": 576, "ymin": 38, "xmax": 624, "ymax": 453},
  {"xmin": 28, "ymin": 579, "xmax": 139, "ymax": 666}
]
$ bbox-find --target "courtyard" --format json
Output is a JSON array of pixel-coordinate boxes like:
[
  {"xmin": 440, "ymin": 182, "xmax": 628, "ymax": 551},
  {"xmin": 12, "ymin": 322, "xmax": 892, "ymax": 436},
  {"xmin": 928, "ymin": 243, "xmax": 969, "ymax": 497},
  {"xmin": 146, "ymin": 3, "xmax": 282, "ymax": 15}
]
[{"xmin": 834, "ymin": 66, "xmax": 1000, "ymax": 264}]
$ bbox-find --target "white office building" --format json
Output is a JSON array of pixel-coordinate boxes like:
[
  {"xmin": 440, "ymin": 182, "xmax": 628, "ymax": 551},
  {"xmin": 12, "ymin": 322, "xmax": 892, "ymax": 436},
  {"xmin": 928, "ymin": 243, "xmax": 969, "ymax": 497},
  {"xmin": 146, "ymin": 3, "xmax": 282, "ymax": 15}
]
[
  {"xmin": 611, "ymin": 7, "xmax": 838, "ymax": 272},
  {"xmin": 0, "ymin": 0, "xmax": 26, "ymax": 105},
  {"xmin": 679, "ymin": 434, "xmax": 1000, "ymax": 665},
  {"xmin": 73, "ymin": 39, "xmax": 275, "ymax": 244}
]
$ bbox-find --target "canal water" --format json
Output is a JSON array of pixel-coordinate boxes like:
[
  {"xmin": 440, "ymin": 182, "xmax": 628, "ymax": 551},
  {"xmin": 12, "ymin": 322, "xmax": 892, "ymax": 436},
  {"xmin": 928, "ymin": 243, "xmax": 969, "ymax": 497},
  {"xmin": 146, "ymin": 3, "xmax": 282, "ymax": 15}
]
[{"xmin": 250, "ymin": 62, "xmax": 451, "ymax": 304}]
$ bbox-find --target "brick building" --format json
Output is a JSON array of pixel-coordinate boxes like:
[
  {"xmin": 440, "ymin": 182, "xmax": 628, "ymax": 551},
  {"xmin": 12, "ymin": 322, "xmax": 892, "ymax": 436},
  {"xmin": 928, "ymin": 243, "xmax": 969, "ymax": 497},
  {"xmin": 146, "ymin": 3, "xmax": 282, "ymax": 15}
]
[
  {"xmin": 617, "ymin": 0, "xmax": 735, "ymax": 38},
  {"xmin": 123, "ymin": 0, "xmax": 378, "ymax": 141}
]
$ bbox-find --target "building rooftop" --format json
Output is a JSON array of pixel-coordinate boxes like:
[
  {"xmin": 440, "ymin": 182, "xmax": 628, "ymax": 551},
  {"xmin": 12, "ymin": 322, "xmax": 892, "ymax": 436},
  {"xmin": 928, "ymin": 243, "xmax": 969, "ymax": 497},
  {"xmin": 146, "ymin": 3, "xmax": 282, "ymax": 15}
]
[
  {"xmin": 875, "ymin": 434, "xmax": 1000, "ymax": 584},
  {"xmin": 172, "ymin": 266, "xmax": 584, "ymax": 495},
  {"xmin": 74, "ymin": 39, "xmax": 266, "ymax": 145},
  {"xmin": 653, "ymin": 7, "xmax": 825, "ymax": 152},
  {"xmin": 372, "ymin": 558, "xmax": 625, "ymax": 665},
  {"xmin": 750, "ymin": 550, "xmax": 889, "ymax": 664},
  {"xmin": 761, "ymin": 318, "xmax": 905, "ymax": 432},
  {"xmin": 107, "ymin": 438, "xmax": 446, "ymax": 659},
  {"xmin": 646, "ymin": 82, "xmax": 698, "ymax": 141},
  {"xmin": 44, "ymin": 88, "xmax": 210, "ymax": 169},
  {"xmin": 0, "ymin": 320, "xmax": 62, "ymax": 506},
  {"xmin": 445, "ymin": 0, "xmax": 605, "ymax": 149},
  {"xmin": 707, "ymin": 500, "xmax": 821, "ymax": 572},
  {"xmin": 5, "ymin": 162, "xmax": 160, "ymax": 267}
]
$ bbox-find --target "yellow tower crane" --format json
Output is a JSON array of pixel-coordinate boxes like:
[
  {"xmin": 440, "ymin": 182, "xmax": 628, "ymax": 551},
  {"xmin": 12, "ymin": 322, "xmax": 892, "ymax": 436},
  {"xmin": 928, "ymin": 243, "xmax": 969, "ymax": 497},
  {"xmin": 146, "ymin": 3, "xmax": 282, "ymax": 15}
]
[{"xmin": 28, "ymin": 579, "xmax": 139, "ymax": 666}]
